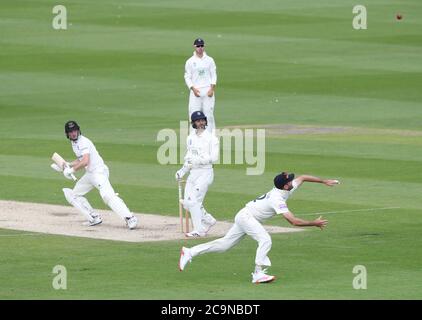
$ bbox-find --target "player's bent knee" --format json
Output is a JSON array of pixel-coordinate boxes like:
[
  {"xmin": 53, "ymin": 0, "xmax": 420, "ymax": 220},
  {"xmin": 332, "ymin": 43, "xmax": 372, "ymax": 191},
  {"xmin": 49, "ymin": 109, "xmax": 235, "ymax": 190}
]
[
  {"xmin": 63, "ymin": 188, "xmax": 75, "ymax": 204},
  {"xmin": 260, "ymin": 235, "xmax": 272, "ymax": 248},
  {"xmin": 100, "ymin": 190, "xmax": 114, "ymax": 205},
  {"xmin": 99, "ymin": 187, "xmax": 122, "ymax": 206},
  {"xmin": 183, "ymin": 198, "xmax": 199, "ymax": 210}
]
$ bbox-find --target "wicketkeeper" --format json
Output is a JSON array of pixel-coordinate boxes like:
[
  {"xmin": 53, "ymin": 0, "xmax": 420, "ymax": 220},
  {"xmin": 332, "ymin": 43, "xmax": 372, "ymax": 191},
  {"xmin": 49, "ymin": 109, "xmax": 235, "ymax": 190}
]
[{"xmin": 59, "ymin": 121, "xmax": 138, "ymax": 229}]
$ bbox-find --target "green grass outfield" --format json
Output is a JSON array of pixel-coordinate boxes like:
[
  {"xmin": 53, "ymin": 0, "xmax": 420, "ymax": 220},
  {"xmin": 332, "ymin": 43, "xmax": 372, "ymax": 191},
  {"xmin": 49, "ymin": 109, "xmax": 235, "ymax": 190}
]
[{"xmin": 0, "ymin": 0, "xmax": 421, "ymax": 299}]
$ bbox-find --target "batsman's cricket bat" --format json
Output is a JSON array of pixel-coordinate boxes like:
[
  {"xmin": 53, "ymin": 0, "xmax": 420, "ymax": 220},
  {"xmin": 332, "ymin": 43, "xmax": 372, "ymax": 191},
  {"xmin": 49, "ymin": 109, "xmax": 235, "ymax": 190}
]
[{"xmin": 51, "ymin": 152, "xmax": 77, "ymax": 181}]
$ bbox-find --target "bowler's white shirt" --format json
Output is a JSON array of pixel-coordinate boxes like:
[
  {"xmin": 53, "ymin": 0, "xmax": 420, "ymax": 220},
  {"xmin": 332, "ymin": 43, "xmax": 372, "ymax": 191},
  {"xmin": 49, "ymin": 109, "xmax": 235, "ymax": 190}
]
[
  {"xmin": 245, "ymin": 180, "xmax": 300, "ymax": 222},
  {"xmin": 184, "ymin": 52, "xmax": 217, "ymax": 89},
  {"xmin": 185, "ymin": 130, "xmax": 219, "ymax": 169},
  {"xmin": 71, "ymin": 135, "xmax": 105, "ymax": 173}
]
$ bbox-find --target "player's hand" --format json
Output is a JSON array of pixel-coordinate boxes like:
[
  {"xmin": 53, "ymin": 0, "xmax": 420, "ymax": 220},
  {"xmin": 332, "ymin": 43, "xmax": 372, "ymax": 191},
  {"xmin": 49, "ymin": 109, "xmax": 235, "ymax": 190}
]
[
  {"xmin": 50, "ymin": 163, "xmax": 63, "ymax": 172},
  {"xmin": 63, "ymin": 166, "xmax": 75, "ymax": 180},
  {"xmin": 314, "ymin": 216, "xmax": 328, "ymax": 230},
  {"xmin": 192, "ymin": 87, "xmax": 200, "ymax": 97},
  {"xmin": 175, "ymin": 167, "xmax": 188, "ymax": 181},
  {"xmin": 175, "ymin": 171, "xmax": 183, "ymax": 181},
  {"xmin": 207, "ymin": 88, "xmax": 214, "ymax": 97},
  {"xmin": 323, "ymin": 179, "xmax": 340, "ymax": 187},
  {"xmin": 184, "ymin": 155, "xmax": 193, "ymax": 169}
]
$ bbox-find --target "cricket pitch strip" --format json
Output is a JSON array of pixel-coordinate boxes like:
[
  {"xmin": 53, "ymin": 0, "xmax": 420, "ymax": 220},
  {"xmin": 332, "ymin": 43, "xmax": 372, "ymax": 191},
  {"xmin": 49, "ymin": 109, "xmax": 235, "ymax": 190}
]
[{"xmin": 0, "ymin": 200, "xmax": 303, "ymax": 243}]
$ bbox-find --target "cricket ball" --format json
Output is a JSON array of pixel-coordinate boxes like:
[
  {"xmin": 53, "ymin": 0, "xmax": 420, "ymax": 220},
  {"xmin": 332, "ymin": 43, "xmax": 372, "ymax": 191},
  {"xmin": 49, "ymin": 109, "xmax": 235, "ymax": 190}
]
[{"xmin": 396, "ymin": 13, "xmax": 403, "ymax": 20}]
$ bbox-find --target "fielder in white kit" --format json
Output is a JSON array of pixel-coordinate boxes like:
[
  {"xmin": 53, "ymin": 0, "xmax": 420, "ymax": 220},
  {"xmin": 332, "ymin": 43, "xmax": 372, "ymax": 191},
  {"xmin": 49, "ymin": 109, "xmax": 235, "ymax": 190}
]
[
  {"xmin": 176, "ymin": 111, "xmax": 220, "ymax": 237},
  {"xmin": 184, "ymin": 38, "xmax": 217, "ymax": 133},
  {"xmin": 61, "ymin": 121, "xmax": 138, "ymax": 229},
  {"xmin": 179, "ymin": 172, "xmax": 339, "ymax": 283}
]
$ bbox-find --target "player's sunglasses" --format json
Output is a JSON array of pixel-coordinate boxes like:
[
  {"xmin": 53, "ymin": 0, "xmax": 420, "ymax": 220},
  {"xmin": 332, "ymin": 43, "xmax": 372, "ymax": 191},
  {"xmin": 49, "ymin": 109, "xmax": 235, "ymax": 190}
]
[{"xmin": 195, "ymin": 45, "xmax": 204, "ymax": 48}]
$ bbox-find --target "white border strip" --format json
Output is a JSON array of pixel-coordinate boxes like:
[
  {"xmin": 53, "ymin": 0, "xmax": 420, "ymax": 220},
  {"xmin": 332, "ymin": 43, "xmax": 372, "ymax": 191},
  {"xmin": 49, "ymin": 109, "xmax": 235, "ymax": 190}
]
[
  {"xmin": 300, "ymin": 206, "xmax": 400, "ymax": 216},
  {"xmin": 0, "ymin": 232, "xmax": 44, "ymax": 237}
]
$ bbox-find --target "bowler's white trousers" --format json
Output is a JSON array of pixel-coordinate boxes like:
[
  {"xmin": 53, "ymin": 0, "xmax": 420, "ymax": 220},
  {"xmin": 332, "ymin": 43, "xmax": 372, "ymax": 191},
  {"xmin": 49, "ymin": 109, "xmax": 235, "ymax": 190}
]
[
  {"xmin": 190, "ymin": 207, "xmax": 272, "ymax": 267},
  {"xmin": 188, "ymin": 86, "xmax": 216, "ymax": 133},
  {"xmin": 183, "ymin": 167, "xmax": 214, "ymax": 233}
]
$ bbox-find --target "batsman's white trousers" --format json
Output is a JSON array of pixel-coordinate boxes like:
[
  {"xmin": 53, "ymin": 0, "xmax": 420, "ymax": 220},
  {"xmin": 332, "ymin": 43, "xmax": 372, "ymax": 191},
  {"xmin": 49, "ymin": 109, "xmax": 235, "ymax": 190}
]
[
  {"xmin": 190, "ymin": 207, "xmax": 272, "ymax": 267},
  {"xmin": 71, "ymin": 165, "xmax": 132, "ymax": 220},
  {"xmin": 183, "ymin": 168, "xmax": 214, "ymax": 233},
  {"xmin": 188, "ymin": 86, "xmax": 216, "ymax": 133},
  {"xmin": 73, "ymin": 166, "xmax": 112, "ymax": 196}
]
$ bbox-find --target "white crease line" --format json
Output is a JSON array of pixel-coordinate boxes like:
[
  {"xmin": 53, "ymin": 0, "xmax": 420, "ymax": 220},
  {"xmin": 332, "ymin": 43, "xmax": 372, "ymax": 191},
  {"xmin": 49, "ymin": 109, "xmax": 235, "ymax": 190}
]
[
  {"xmin": 0, "ymin": 233, "xmax": 44, "ymax": 237},
  {"xmin": 300, "ymin": 207, "xmax": 401, "ymax": 216}
]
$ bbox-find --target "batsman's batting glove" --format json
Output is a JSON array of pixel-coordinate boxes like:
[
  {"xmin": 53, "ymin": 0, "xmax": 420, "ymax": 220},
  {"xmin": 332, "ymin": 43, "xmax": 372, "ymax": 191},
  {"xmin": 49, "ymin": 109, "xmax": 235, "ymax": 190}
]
[
  {"xmin": 183, "ymin": 157, "xmax": 194, "ymax": 169},
  {"xmin": 63, "ymin": 166, "xmax": 75, "ymax": 180},
  {"xmin": 186, "ymin": 163, "xmax": 193, "ymax": 170},
  {"xmin": 50, "ymin": 163, "xmax": 63, "ymax": 172},
  {"xmin": 175, "ymin": 167, "xmax": 188, "ymax": 181}
]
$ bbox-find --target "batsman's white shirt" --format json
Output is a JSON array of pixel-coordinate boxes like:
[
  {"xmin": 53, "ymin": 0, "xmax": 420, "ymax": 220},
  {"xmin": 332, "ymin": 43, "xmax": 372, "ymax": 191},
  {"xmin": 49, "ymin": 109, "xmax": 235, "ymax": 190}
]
[
  {"xmin": 245, "ymin": 180, "xmax": 300, "ymax": 222},
  {"xmin": 185, "ymin": 130, "xmax": 219, "ymax": 169},
  {"xmin": 71, "ymin": 135, "xmax": 105, "ymax": 173},
  {"xmin": 184, "ymin": 52, "xmax": 217, "ymax": 89}
]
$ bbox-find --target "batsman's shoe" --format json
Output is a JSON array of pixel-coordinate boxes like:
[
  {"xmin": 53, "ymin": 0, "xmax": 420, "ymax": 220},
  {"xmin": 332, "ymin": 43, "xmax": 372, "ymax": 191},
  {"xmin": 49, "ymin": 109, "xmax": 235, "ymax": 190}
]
[
  {"xmin": 179, "ymin": 247, "xmax": 192, "ymax": 271},
  {"xmin": 185, "ymin": 230, "xmax": 206, "ymax": 238},
  {"xmin": 86, "ymin": 215, "xmax": 102, "ymax": 227},
  {"xmin": 251, "ymin": 269, "xmax": 276, "ymax": 284},
  {"xmin": 125, "ymin": 216, "xmax": 138, "ymax": 230}
]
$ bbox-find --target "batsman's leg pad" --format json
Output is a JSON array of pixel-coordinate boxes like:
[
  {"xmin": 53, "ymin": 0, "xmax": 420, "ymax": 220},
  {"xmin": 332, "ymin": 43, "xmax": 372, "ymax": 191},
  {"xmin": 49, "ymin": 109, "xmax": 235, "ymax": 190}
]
[
  {"xmin": 63, "ymin": 188, "xmax": 95, "ymax": 222},
  {"xmin": 183, "ymin": 198, "xmax": 206, "ymax": 234},
  {"xmin": 100, "ymin": 187, "xmax": 132, "ymax": 219}
]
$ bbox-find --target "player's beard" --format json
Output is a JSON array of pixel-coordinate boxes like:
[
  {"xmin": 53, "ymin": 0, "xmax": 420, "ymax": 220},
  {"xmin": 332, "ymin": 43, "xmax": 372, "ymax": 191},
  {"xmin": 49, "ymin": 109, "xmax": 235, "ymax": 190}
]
[
  {"xmin": 284, "ymin": 183, "xmax": 294, "ymax": 191},
  {"xmin": 69, "ymin": 131, "xmax": 80, "ymax": 141},
  {"xmin": 196, "ymin": 123, "xmax": 206, "ymax": 131}
]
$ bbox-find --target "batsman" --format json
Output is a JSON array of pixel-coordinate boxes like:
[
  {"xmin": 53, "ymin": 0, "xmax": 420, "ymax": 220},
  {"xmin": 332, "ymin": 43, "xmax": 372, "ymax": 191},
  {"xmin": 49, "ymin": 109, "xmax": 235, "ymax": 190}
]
[
  {"xmin": 175, "ymin": 111, "xmax": 219, "ymax": 237},
  {"xmin": 58, "ymin": 121, "xmax": 138, "ymax": 229}
]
